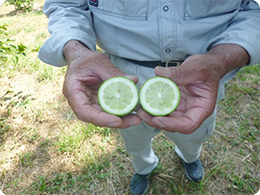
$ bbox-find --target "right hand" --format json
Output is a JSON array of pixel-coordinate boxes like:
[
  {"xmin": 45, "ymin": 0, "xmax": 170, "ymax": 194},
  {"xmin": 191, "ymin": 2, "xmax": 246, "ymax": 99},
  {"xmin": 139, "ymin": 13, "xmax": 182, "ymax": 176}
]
[{"xmin": 62, "ymin": 40, "xmax": 142, "ymax": 128}]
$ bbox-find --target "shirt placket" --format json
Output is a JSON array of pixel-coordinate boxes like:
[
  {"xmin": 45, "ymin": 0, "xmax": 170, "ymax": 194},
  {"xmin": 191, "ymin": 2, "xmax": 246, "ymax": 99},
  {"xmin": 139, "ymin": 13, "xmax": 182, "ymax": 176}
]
[{"xmin": 158, "ymin": 0, "xmax": 176, "ymax": 62}]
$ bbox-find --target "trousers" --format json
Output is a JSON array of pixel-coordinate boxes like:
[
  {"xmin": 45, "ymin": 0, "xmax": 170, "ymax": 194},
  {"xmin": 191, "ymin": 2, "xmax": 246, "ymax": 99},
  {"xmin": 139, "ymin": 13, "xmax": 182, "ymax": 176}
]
[{"xmin": 107, "ymin": 53, "xmax": 224, "ymax": 175}]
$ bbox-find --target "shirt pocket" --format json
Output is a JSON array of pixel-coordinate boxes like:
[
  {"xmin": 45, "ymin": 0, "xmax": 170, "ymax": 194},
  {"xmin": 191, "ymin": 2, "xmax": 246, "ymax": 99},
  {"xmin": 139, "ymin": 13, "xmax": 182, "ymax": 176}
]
[
  {"xmin": 88, "ymin": 0, "xmax": 148, "ymax": 20},
  {"xmin": 184, "ymin": 0, "xmax": 241, "ymax": 20}
]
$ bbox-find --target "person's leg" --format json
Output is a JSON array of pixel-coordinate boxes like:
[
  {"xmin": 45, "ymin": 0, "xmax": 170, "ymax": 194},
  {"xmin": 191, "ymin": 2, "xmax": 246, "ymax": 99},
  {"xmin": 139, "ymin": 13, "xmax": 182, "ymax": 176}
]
[
  {"xmin": 166, "ymin": 106, "xmax": 217, "ymax": 181},
  {"xmin": 119, "ymin": 122, "xmax": 160, "ymax": 195},
  {"xmin": 119, "ymin": 122, "xmax": 160, "ymax": 175},
  {"xmin": 166, "ymin": 106, "xmax": 217, "ymax": 163}
]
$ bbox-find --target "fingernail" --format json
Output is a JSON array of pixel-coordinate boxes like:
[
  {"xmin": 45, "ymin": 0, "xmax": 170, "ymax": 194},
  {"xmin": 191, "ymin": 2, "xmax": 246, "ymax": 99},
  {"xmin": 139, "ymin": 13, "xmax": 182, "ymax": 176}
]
[
  {"xmin": 140, "ymin": 116, "xmax": 149, "ymax": 123},
  {"xmin": 129, "ymin": 119, "xmax": 140, "ymax": 127},
  {"xmin": 125, "ymin": 75, "xmax": 135, "ymax": 80},
  {"xmin": 155, "ymin": 120, "xmax": 166, "ymax": 129},
  {"xmin": 108, "ymin": 122, "xmax": 121, "ymax": 128},
  {"xmin": 156, "ymin": 66, "xmax": 171, "ymax": 77},
  {"xmin": 125, "ymin": 75, "xmax": 138, "ymax": 84}
]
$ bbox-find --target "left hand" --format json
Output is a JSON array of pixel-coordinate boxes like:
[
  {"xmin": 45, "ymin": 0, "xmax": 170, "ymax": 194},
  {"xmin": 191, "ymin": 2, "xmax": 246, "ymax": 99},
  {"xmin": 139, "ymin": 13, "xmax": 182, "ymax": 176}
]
[
  {"xmin": 62, "ymin": 40, "xmax": 142, "ymax": 129},
  {"xmin": 137, "ymin": 54, "xmax": 222, "ymax": 134}
]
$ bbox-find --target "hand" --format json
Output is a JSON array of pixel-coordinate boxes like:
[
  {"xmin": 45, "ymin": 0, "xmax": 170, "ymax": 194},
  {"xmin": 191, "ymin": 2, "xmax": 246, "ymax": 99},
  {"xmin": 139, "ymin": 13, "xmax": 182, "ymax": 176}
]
[
  {"xmin": 137, "ymin": 54, "xmax": 222, "ymax": 134},
  {"xmin": 138, "ymin": 44, "xmax": 249, "ymax": 134},
  {"xmin": 62, "ymin": 40, "xmax": 142, "ymax": 128}
]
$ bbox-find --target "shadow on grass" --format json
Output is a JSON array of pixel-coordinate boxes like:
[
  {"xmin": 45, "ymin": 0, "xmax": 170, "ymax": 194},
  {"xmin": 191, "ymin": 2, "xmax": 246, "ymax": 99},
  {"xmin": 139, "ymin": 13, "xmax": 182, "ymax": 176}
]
[
  {"xmin": 1, "ymin": 125, "xmax": 259, "ymax": 195},
  {"xmin": 0, "ymin": 7, "xmax": 43, "ymax": 18}
]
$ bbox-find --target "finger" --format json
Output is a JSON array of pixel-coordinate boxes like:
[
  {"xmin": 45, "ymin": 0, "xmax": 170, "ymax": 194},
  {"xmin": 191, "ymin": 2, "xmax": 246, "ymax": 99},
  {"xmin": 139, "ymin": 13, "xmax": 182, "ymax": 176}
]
[
  {"xmin": 124, "ymin": 74, "xmax": 139, "ymax": 84},
  {"xmin": 92, "ymin": 104, "xmax": 142, "ymax": 128},
  {"xmin": 151, "ymin": 107, "xmax": 209, "ymax": 134},
  {"xmin": 154, "ymin": 57, "xmax": 209, "ymax": 87},
  {"xmin": 120, "ymin": 114, "xmax": 143, "ymax": 128},
  {"xmin": 136, "ymin": 109, "xmax": 157, "ymax": 126},
  {"xmin": 62, "ymin": 82, "xmax": 121, "ymax": 127},
  {"xmin": 95, "ymin": 54, "xmax": 139, "ymax": 82},
  {"xmin": 154, "ymin": 66, "xmax": 188, "ymax": 86},
  {"xmin": 75, "ymin": 104, "xmax": 123, "ymax": 127},
  {"xmin": 137, "ymin": 104, "xmax": 211, "ymax": 134},
  {"xmin": 64, "ymin": 82, "xmax": 142, "ymax": 129},
  {"xmin": 75, "ymin": 104, "xmax": 142, "ymax": 128}
]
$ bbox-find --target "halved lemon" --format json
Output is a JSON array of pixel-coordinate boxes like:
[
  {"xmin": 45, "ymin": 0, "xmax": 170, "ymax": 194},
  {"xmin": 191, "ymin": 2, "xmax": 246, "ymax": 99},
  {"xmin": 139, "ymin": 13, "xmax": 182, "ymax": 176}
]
[
  {"xmin": 140, "ymin": 76, "xmax": 180, "ymax": 116},
  {"xmin": 98, "ymin": 77, "xmax": 139, "ymax": 116}
]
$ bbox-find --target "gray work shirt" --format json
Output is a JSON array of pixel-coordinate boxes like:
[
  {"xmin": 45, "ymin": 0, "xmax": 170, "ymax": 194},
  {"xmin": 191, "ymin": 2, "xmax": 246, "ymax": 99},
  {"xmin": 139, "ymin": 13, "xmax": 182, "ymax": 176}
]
[{"xmin": 38, "ymin": 0, "xmax": 260, "ymax": 67}]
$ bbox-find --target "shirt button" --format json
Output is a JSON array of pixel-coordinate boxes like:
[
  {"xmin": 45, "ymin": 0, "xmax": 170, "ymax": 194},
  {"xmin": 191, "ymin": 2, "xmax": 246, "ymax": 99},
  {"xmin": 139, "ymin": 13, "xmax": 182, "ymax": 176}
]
[
  {"xmin": 165, "ymin": 48, "xmax": 171, "ymax": 53},
  {"xmin": 163, "ymin": 6, "xmax": 169, "ymax": 12}
]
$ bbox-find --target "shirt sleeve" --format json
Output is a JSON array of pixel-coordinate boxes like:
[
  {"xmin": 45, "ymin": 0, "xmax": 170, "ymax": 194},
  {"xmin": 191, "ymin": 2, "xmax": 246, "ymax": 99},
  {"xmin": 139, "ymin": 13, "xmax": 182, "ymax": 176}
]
[
  {"xmin": 208, "ymin": 0, "xmax": 260, "ymax": 66},
  {"xmin": 38, "ymin": 0, "xmax": 97, "ymax": 67}
]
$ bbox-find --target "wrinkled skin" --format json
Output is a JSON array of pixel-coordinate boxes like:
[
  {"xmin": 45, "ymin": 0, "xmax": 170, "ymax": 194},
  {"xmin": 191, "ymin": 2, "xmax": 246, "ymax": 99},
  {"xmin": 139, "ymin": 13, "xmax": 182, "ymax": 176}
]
[
  {"xmin": 62, "ymin": 41, "xmax": 142, "ymax": 129},
  {"xmin": 63, "ymin": 41, "xmax": 249, "ymax": 134}
]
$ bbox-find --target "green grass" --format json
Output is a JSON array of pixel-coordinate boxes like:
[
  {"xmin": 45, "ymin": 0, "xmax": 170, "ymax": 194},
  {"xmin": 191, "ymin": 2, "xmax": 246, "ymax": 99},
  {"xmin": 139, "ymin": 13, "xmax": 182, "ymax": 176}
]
[{"xmin": 0, "ymin": 1, "xmax": 260, "ymax": 195}]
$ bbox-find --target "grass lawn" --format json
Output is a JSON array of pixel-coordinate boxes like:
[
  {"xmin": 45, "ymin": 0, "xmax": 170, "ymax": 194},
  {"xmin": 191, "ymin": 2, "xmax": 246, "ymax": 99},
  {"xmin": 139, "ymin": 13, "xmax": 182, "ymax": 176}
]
[{"xmin": 0, "ymin": 1, "xmax": 260, "ymax": 194}]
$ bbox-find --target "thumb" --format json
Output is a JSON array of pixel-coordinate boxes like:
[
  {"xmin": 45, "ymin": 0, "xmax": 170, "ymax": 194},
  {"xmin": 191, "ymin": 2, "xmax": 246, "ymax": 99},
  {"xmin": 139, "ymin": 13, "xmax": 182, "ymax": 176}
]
[
  {"xmin": 104, "ymin": 66, "xmax": 139, "ymax": 84},
  {"xmin": 154, "ymin": 66, "xmax": 188, "ymax": 86},
  {"xmin": 99, "ymin": 61, "xmax": 139, "ymax": 84},
  {"xmin": 154, "ymin": 63, "xmax": 203, "ymax": 86},
  {"xmin": 124, "ymin": 74, "xmax": 139, "ymax": 84}
]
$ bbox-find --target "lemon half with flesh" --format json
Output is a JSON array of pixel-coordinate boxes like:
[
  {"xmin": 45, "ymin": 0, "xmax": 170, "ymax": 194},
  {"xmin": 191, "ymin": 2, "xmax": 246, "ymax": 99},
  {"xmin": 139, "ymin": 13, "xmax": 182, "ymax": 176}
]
[
  {"xmin": 98, "ymin": 77, "xmax": 139, "ymax": 116},
  {"xmin": 140, "ymin": 76, "xmax": 180, "ymax": 116}
]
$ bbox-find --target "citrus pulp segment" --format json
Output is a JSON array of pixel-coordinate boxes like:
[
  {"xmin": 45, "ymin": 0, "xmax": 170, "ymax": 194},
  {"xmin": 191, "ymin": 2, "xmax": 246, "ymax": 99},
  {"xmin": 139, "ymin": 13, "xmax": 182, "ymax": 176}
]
[
  {"xmin": 140, "ymin": 76, "xmax": 180, "ymax": 116},
  {"xmin": 98, "ymin": 77, "xmax": 139, "ymax": 116}
]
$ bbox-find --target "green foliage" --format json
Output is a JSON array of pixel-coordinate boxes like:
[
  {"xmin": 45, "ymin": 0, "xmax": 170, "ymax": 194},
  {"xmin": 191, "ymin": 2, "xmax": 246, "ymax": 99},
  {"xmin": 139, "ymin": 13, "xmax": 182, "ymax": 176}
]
[
  {"xmin": 0, "ymin": 23, "xmax": 26, "ymax": 61},
  {"xmin": 6, "ymin": 0, "xmax": 34, "ymax": 12},
  {"xmin": 31, "ymin": 173, "xmax": 92, "ymax": 193}
]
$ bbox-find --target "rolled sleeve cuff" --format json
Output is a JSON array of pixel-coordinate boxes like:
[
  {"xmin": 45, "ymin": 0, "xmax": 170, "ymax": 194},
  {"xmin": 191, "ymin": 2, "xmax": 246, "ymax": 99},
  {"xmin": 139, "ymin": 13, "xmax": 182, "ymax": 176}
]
[
  {"xmin": 208, "ymin": 32, "xmax": 260, "ymax": 66},
  {"xmin": 38, "ymin": 29, "xmax": 96, "ymax": 67}
]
